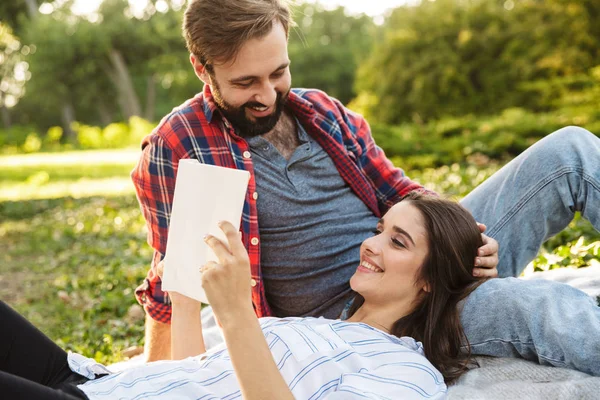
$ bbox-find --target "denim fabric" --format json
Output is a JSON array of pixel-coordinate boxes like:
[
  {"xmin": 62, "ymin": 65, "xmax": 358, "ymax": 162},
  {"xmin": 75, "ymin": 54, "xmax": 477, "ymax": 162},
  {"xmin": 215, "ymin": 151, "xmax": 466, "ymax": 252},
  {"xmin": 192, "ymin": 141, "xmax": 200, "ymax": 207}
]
[{"xmin": 460, "ymin": 126, "xmax": 600, "ymax": 375}]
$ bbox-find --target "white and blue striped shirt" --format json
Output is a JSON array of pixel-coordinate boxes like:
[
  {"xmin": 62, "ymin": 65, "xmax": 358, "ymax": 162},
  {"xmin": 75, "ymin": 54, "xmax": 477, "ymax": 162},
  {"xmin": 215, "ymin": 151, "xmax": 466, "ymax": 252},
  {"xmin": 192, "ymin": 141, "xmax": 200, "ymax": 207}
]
[{"xmin": 68, "ymin": 317, "xmax": 447, "ymax": 399}]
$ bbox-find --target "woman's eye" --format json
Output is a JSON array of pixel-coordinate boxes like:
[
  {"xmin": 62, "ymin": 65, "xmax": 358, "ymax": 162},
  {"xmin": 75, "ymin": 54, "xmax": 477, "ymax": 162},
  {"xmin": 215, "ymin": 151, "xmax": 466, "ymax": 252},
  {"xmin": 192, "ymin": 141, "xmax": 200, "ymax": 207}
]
[
  {"xmin": 392, "ymin": 238, "xmax": 406, "ymax": 248},
  {"xmin": 372, "ymin": 229, "xmax": 381, "ymax": 235}
]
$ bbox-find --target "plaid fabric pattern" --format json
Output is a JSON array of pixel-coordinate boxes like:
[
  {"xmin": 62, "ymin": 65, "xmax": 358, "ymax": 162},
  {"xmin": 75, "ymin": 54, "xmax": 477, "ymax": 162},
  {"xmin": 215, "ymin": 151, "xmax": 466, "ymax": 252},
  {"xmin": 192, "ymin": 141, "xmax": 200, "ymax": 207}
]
[{"xmin": 131, "ymin": 85, "xmax": 427, "ymax": 323}]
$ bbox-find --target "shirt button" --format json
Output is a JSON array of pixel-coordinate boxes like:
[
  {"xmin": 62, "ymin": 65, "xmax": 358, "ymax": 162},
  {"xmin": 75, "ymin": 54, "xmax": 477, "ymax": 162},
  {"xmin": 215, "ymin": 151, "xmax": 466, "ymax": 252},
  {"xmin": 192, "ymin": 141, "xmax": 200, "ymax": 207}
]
[
  {"xmin": 250, "ymin": 279, "xmax": 257, "ymax": 287},
  {"xmin": 252, "ymin": 192, "xmax": 258, "ymax": 200},
  {"xmin": 250, "ymin": 237, "xmax": 259, "ymax": 246},
  {"xmin": 243, "ymin": 151, "xmax": 251, "ymax": 159}
]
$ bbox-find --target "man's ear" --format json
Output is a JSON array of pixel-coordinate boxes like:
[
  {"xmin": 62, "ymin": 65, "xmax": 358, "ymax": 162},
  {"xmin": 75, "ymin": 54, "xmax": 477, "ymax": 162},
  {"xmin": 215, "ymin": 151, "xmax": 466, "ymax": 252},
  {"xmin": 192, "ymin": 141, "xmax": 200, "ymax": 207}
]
[{"xmin": 190, "ymin": 54, "xmax": 211, "ymax": 85}]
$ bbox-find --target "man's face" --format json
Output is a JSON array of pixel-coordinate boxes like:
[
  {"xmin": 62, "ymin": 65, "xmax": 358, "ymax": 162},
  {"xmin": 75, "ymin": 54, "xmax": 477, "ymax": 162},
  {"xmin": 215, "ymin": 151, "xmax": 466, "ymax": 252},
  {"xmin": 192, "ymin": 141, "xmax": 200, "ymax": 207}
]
[{"xmin": 192, "ymin": 21, "xmax": 292, "ymax": 137}]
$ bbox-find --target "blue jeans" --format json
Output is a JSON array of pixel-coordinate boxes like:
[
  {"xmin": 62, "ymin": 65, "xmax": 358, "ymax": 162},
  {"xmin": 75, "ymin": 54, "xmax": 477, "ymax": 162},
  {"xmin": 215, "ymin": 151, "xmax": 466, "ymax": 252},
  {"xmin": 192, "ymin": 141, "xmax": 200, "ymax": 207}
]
[{"xmin": 460, "ymin": 126, "xmax": 600, "ymax": 376}]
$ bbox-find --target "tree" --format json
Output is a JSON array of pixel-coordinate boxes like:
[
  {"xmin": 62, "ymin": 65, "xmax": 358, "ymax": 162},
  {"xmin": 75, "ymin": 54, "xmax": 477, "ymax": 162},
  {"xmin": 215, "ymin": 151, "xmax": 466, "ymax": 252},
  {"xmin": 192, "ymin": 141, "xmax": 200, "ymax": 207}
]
[
  {"xmin": 353, "ymin": 0, "xmax": 600, "ymax": 124},
  {"xmin": 0, "ymin": 23, "xmax": 30, "ymax": 129},
  {"xmin": 288, "ymin": 3, "xmax": 377, "ymax": 105},
  {"xmin": 14, "ymin": 0, "xmax": 193, "ymax": 132},
  {"xmin": 0, "ymin": 0, "xmax": 40, "ymax": 36}
]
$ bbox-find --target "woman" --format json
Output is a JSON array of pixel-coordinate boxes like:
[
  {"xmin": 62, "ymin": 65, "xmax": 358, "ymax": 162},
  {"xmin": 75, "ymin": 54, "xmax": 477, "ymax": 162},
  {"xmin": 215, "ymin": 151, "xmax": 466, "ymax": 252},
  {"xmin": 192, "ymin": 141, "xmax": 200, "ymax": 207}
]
[{"xmin": 0, "ymin": 193, "xmax": 484, "ymax": 399}]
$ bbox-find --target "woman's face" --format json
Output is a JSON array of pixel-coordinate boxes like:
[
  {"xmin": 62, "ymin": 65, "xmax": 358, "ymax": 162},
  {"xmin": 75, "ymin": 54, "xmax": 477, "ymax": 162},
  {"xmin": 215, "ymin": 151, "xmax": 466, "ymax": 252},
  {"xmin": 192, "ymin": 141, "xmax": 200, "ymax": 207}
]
[{"xmin": 349, "ymin": 201, "xmax": 430, "ymax": 307}]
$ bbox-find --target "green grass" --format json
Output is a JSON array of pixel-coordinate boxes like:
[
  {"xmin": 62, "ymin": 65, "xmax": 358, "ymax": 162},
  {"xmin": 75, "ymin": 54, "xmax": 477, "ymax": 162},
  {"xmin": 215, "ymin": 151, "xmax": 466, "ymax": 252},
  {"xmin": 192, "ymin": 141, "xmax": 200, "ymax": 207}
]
[
  {"xmin": 1, "ymin": 150, "xmax": 147, "ymax": 364},
  {"xmin": 1, "ymin": 149, "xmax": 598, "ymax": 364},
  {"xmin": 0, "ymin": 149, "xmax": 139, "ymax": 201},
  {"xmin": 1, "ymin": 195, "xmax": 150, "ymax": 364}
]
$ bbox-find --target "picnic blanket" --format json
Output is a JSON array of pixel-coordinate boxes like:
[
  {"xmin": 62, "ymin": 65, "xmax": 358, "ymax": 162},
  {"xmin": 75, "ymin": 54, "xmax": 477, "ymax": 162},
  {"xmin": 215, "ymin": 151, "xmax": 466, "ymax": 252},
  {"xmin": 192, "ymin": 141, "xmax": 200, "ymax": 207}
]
[
  {"xmin": 448, "ymin": 266, "xmax": 600, "ymax": 399},
  {"xmin": 110, "ymin": 266, "xmax": 600, "ymax": 399}
]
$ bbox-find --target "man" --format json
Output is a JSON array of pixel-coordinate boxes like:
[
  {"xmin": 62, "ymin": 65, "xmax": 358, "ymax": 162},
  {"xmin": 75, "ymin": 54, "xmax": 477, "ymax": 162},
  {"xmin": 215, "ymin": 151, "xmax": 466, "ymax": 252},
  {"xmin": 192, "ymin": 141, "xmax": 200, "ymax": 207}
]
[{"xmin": 131, "ymin": 0, "xmax": 600, "ymax": 375}]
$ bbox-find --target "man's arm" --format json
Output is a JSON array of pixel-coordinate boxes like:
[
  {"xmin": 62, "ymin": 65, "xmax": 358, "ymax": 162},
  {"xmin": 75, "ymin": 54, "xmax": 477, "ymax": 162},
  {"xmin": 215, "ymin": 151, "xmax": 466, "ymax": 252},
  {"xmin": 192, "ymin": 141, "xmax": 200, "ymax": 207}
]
[
  {"xmin": 131, "ymin": 130, "xmax": 186, "ymax": 361},
  {"xmin": 144, "ymin": 315, "xmax": 171, "ymax": 361}
]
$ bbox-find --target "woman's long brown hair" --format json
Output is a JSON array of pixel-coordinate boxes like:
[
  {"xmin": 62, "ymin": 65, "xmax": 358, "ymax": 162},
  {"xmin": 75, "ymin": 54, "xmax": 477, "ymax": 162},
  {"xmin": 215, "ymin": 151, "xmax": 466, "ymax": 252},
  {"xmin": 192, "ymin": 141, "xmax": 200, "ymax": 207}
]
[{"xmin": 347, "ymin": 192, "xmax": 485, "ymax": 383}]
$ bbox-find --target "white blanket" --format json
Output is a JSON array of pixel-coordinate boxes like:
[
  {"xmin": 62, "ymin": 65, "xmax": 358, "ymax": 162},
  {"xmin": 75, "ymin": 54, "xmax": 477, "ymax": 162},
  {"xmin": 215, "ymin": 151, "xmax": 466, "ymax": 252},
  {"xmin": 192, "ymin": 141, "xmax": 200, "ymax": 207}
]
[{"xmin": 449, "ymin": 356, "xmax": 600, "ymax": 399}]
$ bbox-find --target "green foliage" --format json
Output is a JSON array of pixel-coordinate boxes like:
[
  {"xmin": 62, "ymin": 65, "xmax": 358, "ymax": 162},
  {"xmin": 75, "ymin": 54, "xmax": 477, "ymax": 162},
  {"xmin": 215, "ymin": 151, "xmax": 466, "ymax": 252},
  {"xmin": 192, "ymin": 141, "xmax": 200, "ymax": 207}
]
[
  {"xmin": 22, "ymin": 131, "xmax": 41, "ymax": 152},
  {"xmin": 1, "ymin": 195, "xmax": 150, "ymax": 364},
  {"xmin": 0, "ymin": 117, "xmax": 153, "ymax": 154},
  {"xmin": 0, "ymin": 22, "xmax": 27, "ymax": 113},
  {"xmin": 0, "ymin": 149, "xmax": 138, "ymax": 201},
  {"xmin": 0, "ymin": 124, "xmax": 38, "ymax": 153},
  {"xmin": 74, "ymin": 117, "xmax": 152, "ymax": 150},
  {"xmin": 355, "ymin": 0, "xmax": 600, "ymax": 124},
  {"xmin": 370, "ymin": 107, "xmax": 600, "ymax": 170},
  {"xmin": 288, "ymin": 3, "xmax": 377, "ymax": 104},
  {"xmin": 8, "ymin": 0, "xmax": 193, "ymax": 130},
  {"xmin": 533, "ymin": 215, "xmax": 600, "ymax": 272}
]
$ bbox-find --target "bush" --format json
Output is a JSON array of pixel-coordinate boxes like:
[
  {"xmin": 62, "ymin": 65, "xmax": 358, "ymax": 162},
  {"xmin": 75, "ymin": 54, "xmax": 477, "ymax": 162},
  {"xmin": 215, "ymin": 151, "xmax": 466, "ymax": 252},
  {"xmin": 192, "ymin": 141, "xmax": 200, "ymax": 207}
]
[
  {"xmin": 0, "ymin": 117, "xmax": 154, "ymax": 154},
  {"xmin": 75, "ymin": 123, "xmax": 104, "ymax": 149},
  {"xmin": 0, "ymin": 125, "xmax": 40, "ymax": 153},
  {"xmin": 102, "ymin": 122, "xmax": 130, "ymax": 148},
  {"xmin": 371, "ymin": 107, "xmax": 600, "ymax": 170},
  {"xmin": 22, "ymin": 133, "xmax": 42, "ymax": 153}
]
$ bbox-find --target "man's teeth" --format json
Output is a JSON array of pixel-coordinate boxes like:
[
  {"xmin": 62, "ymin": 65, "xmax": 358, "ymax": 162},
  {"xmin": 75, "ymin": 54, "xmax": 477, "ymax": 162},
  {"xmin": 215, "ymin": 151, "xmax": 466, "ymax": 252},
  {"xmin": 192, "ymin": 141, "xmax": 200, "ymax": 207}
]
[
  {"xmin": 361, "ymin": 261, "xmax": 383, "ymax": 272},
  {"xmin": 250, "ymin": 105, "xmax": 268, "ymax": 111}
]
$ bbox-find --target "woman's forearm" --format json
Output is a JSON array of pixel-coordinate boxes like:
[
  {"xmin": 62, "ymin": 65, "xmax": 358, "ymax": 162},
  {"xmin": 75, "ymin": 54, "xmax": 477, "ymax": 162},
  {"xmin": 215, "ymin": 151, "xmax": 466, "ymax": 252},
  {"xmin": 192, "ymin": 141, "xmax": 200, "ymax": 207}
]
[
  {"xmin": 171, "ymin": 302, "xmax": 205, "ymax": 360},
  {"xmin": 220, "ymin": 307, "xmax": 295, "ymax": 400}
]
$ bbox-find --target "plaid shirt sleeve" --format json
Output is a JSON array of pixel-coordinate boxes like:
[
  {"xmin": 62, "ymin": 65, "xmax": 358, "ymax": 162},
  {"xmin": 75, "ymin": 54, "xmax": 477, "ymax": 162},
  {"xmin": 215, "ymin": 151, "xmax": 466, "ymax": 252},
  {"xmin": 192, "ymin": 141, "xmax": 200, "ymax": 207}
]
[
  {"xmin": 339, "ymin": 101, "xmax": 437, "ymax": 214},
  {"xmin": 131, "ymin": 126, "xmax": 188, "ymax": 324}
]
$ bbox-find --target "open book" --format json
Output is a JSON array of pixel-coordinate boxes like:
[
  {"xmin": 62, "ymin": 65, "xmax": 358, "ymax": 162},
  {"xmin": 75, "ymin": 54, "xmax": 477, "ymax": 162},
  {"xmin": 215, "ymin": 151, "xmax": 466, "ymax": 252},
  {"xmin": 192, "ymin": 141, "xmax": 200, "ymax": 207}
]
[{"xmin": 161, "ymin": 159, "xmax": 250, "ymax": 303}]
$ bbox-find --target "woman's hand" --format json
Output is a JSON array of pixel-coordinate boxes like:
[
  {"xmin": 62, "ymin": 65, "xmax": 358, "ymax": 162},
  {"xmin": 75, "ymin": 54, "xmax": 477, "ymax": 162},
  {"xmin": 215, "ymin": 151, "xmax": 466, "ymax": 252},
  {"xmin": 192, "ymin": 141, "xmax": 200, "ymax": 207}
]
[
  {"xmin": 155, "ymin": 261, "xmax": 201, "ymax": 309},
  {"xmin": 203, "ymin": 222, "xmax": 295, "ymax": 400},
  {"xmin": 201, "ymin": 221, "xmax": 254, "ymax": 325}
]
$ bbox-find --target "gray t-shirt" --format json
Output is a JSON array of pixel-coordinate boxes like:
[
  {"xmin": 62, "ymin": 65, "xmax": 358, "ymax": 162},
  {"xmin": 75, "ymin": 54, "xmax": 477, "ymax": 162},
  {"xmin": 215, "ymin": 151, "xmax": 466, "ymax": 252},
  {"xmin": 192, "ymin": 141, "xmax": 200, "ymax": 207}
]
[{"xmin": 247, "ymin": 120, "xmax": 379, "ymax": 319}]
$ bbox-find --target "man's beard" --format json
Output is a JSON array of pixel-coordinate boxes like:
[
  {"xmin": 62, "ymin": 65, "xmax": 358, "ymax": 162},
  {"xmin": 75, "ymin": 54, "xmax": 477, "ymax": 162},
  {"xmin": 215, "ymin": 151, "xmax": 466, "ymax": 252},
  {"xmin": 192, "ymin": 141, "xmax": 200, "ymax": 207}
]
[{"xmin": 211, "ymin": 84, "xmax": 290, "ymax": 138}]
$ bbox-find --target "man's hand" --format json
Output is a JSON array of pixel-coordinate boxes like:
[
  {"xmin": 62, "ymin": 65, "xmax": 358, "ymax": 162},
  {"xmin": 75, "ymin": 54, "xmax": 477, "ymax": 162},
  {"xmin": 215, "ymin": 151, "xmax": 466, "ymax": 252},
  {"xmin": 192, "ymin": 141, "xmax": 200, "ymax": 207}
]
[{"xmin": 474, "ymin": 223, "xmax": 499, "ymax": 278}]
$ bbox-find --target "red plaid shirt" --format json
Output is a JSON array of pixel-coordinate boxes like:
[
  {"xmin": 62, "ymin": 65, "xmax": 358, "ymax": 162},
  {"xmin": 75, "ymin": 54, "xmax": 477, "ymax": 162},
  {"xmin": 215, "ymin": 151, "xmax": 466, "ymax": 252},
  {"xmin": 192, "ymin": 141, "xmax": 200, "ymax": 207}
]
[{"xmin": 131, "ymin": 85, "xmax": 426, "ymax": 323}]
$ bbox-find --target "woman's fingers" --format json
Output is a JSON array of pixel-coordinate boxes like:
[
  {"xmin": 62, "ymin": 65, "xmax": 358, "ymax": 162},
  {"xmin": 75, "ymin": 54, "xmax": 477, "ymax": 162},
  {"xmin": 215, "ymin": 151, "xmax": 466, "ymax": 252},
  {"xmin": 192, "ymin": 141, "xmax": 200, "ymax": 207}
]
[
  {"xmin": 204, "ymin": 233, "xmax": 231, "ymax": 263},
  {"xmin": 200, "ymin": 261, "xmax": 220, "ymax": 286},
  {"xmin": 217, "ymin": 220, "xmax": 246, "ymax": 258},
  {"xmin": 204, "ymin": 221, "xmax": 247, "ymax": 265},
  {"xmin": 200, "ymin": 260, "xmax": 220, "ymax": 273}
]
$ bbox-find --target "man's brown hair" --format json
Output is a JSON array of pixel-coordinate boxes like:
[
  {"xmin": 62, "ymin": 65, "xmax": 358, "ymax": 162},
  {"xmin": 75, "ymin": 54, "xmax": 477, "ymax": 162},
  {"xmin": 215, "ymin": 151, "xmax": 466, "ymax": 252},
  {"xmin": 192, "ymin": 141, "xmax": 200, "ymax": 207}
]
[{"xmin": 183, "ymin": 0, "xmax": 293, "ymax": 69}]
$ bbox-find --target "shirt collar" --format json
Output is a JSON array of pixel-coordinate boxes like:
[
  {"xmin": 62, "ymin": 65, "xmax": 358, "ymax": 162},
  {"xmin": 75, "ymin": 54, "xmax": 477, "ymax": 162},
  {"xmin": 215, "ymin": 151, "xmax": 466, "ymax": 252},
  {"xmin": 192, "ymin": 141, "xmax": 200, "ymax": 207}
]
[{"xmin": 202, "ymin": 84, "xmax": 218, "ymax": 124}]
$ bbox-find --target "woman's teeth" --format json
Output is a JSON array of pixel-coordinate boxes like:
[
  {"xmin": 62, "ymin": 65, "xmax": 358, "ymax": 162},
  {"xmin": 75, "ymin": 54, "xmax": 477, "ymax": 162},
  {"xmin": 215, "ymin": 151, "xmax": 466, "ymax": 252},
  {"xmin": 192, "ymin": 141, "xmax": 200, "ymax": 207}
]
[{"xmin": 361, "ymin": 261, "xmax": 383, "ymax": 272}]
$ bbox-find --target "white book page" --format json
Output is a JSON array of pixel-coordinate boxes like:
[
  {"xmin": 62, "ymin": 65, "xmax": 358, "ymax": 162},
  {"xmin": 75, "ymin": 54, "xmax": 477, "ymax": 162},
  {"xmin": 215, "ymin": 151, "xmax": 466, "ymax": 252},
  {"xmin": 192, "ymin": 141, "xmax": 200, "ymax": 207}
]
[{"xmin": 161, "ymin": 159, "xmax": 250, "ymax": 303}]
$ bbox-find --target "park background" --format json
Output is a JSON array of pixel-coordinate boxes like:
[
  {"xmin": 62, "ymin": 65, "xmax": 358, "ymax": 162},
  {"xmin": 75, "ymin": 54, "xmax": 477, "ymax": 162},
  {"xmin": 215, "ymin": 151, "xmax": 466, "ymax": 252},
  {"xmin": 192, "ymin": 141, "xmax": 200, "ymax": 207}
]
[{"xmin": 1, "ymin": 0, "xmax": 599, "ymax": 363}]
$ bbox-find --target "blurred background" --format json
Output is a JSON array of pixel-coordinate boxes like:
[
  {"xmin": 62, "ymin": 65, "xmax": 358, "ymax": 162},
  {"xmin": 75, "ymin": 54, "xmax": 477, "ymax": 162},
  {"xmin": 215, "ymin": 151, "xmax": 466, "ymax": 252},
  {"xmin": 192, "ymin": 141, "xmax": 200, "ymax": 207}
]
[{"xmin": 1, "ymin": 0, "xmax": 599, "ymax": 362}]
